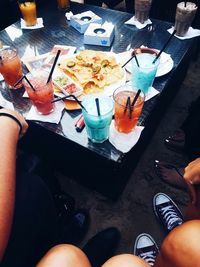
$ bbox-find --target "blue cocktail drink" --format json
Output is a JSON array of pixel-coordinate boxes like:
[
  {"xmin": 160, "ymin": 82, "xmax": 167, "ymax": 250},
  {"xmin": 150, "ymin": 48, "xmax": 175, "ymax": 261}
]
[
  {"xmin": 132, "ymin": 53, "xmax": 159, "ymax": 94},
  {"xmin": 82, "ymin": 95, "xmax": 114, "ymax": 143}
]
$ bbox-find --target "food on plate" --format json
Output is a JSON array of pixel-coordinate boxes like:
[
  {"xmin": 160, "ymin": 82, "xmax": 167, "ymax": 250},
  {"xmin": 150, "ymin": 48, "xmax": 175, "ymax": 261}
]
[
  {"xmin": 58, "ymin": 50, "xmax": 124, "ymax": 95},
  {"xmin": 53, "ymin": 74, "xmax": 82, "ymax": 96}
]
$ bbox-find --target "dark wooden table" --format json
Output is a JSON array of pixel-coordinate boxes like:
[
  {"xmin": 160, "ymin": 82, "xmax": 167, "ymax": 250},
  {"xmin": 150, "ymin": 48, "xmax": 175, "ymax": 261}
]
[{"xmin": 0, "ymin": 2, "xmax": 196, "ymax": 199}]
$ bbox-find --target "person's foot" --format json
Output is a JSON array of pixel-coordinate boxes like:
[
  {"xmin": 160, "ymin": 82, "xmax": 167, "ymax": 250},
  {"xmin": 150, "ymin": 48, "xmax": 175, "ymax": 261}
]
[
  {"xmin": 154, "ymin": 160, "xmax": 187, "ymax": 190},
  {"xmin": 60, "ymin": 209, "xmax": 89, "ymax": 245},
  {"xmin": 82, "ymin": 227, "xmax": 120, "ymax": 267},
  {"xmin": 133, "ymin": 233, "xmax": 159, "ymax": 267},
  {"xmin": 164, "ymin": 130, "xmax": 185, "ymax": 153},
  {"xmin": 153, "ymin": 193, "xmax": 183, "ymax": 232}
]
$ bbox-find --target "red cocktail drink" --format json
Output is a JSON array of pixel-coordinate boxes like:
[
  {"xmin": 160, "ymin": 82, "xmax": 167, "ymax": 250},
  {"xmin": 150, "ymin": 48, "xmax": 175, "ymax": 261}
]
[
  {"xmin": 113, "ymin": 87, "xmax": 145, "ymax": 133},
  {"xmin": 23, "ymin": 71, "xmax": 55, "ymax": 115},
  {"xmin": 0, "ymin": 48, "xmax": 23, "ymax": 89}
]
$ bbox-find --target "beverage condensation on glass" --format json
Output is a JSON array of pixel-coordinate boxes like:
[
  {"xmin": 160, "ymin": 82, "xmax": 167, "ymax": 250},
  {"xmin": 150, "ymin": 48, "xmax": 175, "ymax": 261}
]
[
  {"xmin": 82, "ymin": 96, "xmax": 114, "ymax": 143},
  {"xmin": 23, "ymin": 70, "xmax": 55, "ymax": 115},
  {"xmin": 57, "ymin": 0, "xmax": 70, "ymax": 10},
  {"xmin": 0, "ymin": 48, "xmax": 23, "ymax": 89},
  {"xmin": 18, "ymin": 0, "xmax": 37, "ymax": 26},
  {"xmin": 132, "ymin": 50, "xmax": 159, "ymax": 94},
  {"xmin": 113, "ymin": 87, "xmax": 145, "ymax": 134},
  {"xmin": 175, "ymin": 2, "xmax": 198, "ymax": 37},
  {"xmin": 134, "ymin": 0, "xmax": 152, "ymax": 24}
]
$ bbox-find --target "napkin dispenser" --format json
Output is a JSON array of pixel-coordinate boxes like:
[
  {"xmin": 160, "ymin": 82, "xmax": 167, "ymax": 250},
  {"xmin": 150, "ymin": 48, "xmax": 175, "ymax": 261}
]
[
  {"xmin": 70, "ymin": 11, "xmax": 102, "ymax": 34},
  {"xmin": 84, "ymin": 22, "xmax": 115, "ymax": 46}
]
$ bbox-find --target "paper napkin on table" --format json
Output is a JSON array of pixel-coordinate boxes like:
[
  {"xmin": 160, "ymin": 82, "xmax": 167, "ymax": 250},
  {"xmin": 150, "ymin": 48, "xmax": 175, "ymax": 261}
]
[
  {"xmin": 109, "ymin": 121, "xmax": 144, "ymax": 153},
  {"xmin": 125, "ymin": 82, "xmax": 160, "ymax": 101},
  {"xmin": 25, "ymin": 101, "xmax": 64, "ymax": 124},
  {"xmin": 125, "ymin": 16, "xmax": 152, "ymax": 29},
  {"xmin": 20, "ymin": 18, "xmax": 44, "ymax": 29},
  {"xmin": 168, "ymin": 26, "xmax": 200, "ymax": 40},
  {"xmin": 0, "ymin": 92, "xmax": 14, "ymax": 110}
]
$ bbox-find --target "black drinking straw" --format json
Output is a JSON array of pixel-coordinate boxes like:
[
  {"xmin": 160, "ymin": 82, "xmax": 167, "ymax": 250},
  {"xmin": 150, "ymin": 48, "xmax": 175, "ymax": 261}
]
[
  {"xmin": 152, "ymin": 29, "xmax": 176, "ymax": 64},
  {"xmin": 14, "ymin": 74, "xmax": 35, "ymax": 91},
  {"xmin": 95, "ymin": 98, "xmax": 101, "ymax": 116},
  {"xmin": 122, "ymin": 52, "xmax": 140, "ymax": 68},
  {"xmin": 124, "ymin": 96, "xmax": 131, "ymax": 114},
  {"xmin": 46, "ymin": 49, "xmax": 61, "ymax": 84},
  {"xmin": 131, "ymin": 89, "xmax": 141, "ymax": 108},
  {"xmin": 51, "ymin": 94, "xmax": 87, "ymax": 111},
  {"xmin": 184, "ymin": 1, "xmax": 187, "ymax": 7}
]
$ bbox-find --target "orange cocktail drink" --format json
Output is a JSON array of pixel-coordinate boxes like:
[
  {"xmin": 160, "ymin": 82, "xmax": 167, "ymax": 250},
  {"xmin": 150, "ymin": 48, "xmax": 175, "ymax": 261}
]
[
  {"xmin": 0, "ymin": 48, "xmax": 23, "ymax": 89},
  {"xmin": 113, "ymin": 87, "xmax": 145, "ymax": 133},
  {"xmin": 23, "ymin": 70, "xmax": 55, "ymax": 115},
  {"xmin": 19, "ymin": 1, "xmax": 37, "ymax": 26},
  {"xmin": 57, "ymin": 0, "xmax": 70, "ymax": 10}
]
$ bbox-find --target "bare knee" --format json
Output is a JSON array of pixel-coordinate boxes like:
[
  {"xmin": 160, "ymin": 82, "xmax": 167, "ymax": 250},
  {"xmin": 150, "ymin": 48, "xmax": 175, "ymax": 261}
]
[
  {"xmin": 102, "ymin": 254, "xmax": 150, "ymax": 267},
  {"xmin": 37, "ymin": 244, "xmax": 92, "ymax": 267},
  {"xmin": 155, "ymin": 220, "xmax": 200, "ymax": 267}
]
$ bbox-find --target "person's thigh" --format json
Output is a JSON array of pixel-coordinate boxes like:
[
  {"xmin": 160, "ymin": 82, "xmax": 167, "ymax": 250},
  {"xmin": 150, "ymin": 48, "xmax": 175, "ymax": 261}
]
[
  {"xmin": 1, "ymin": 173, "xmax": 58, "ymax": 267},
  {"xmin": 155, "ymin": 220, "xmax": 200, "ymax": 267}
]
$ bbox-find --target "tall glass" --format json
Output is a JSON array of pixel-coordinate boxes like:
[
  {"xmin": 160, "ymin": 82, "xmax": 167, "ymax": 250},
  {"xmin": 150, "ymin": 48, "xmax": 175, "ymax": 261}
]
[
  {"xmin": 175, "ymin": 2, "xmax": 198, "ymax": 37},
  {"xmin": 0, "ymin": 48, "xmax": 23, "ymax": 89},
  {"xmin": 57, "ymin": 0, "xmax": 70, "ymax": 10},
  {"xmin": 113, "ymin": 86, "xmax": 145, "ymax": 134},
  {"xmin": 82, "ymin": 95, "xmax": 114, "ymax": 143},
  {"xmin": 131, "ymin": 49, "xmax": 159, "ymax": 94},
  {"xmin": 23, "ymin": 70, "xmax": 55, "ymax": 115},
  {"xmin": 18, "ymin": 0, "xmax": 37, "ymax": 27},
  {"xmin": 134, "ymin": 0, "xmax": 152, "ymax": 24}
]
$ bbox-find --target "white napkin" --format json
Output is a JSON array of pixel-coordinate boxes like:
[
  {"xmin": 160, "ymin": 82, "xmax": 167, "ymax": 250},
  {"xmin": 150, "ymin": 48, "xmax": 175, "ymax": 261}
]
[
  {"xmin": 168, "ymin": 26, "xmax": 200, "ymax": 40},
  {"xmin": 125, "ymin": 82, "xmax": 160, "ymax": 101},
  {"xmin": 145, "ymin": 86, "xmax": 160, "ymax": 101},
  {"xmin": 125, "ymin": 16, "xmax": 152, "ymax": 29},
  {"xmin": 65, "ymin": 11, "xmax": 73, "ymax": 21},
  {"xmin": 0, "ymin": 92, "xmax": 14, "ymax": 110},
  {"xmin": 109, "ymin": 120, "xmax": 144, "ymax": 153},
  {"xmin": 20, "ymin": 18, "xmax": 44, "ymax": 29},
  {"xmin": 26, "ymin": 101, "xmax": 64, "ymax": 123}
]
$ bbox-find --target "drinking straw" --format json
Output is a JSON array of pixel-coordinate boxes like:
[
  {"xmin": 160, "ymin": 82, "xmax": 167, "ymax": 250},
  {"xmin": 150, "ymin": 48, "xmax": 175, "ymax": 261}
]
[
  {"xmin": 51, "ymin": 94, "xmax": 87, "ymax": 111},
  {"xmin": 152, "ymin": 29, "xmax": 176, "ymax": 64},
  {"xmin": 124, "ymin": 96, "xmax": 131, "ymax": 114},
  {"xmin": 122, "ymin": 52, "xmax": 140, "ymax": 68},
  {"xmin": 14, "ymin": 74, "xmax": 35, "ymax": 91},
  {"xmin": 95, "ymin": 98, "xmax": 101, "ymax": 116},
  {"xmin": 46, "ymin": 49, "xmax": 61, "ymax": 84},
  {"xmin": 127, "ymin": 97, "xmax": 132, "ymax": 119},
  {"xmin": 184, "ymin": 1, "xmax": 187, "ymax": 7},
  {"xmin": 131, "ymin": 89, "xmax": 141, "ymax": 108}
]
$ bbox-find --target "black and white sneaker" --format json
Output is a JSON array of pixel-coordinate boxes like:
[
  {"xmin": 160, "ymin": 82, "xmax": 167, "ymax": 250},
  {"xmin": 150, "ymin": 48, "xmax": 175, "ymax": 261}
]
[
  {"xmin": 153, "ymin": 192, "xmax": 183, "ymax": 232},
  {"xmin": 134, "ymin": 233, "xmax": 159, "ymax": 266}
]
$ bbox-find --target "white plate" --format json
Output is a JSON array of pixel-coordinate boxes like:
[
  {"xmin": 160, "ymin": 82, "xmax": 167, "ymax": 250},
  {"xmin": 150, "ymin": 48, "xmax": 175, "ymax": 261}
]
[{"xmin": 125, "ymin": 51, "xmax": 174, "ymax": 78}]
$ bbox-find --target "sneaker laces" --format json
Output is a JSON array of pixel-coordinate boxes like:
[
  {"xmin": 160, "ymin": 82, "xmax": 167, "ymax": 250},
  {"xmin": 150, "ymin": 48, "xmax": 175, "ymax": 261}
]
[
  {"xmin": 159, "ymin": 204, "xmax": 183, "ymax": 231},
  {"xmin": 140, "ymin": 250, "xmax": 156, "ymax": 266}
]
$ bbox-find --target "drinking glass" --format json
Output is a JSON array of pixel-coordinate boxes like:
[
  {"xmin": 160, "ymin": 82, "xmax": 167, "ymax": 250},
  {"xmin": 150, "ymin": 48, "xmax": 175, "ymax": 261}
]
[
  {"xmin": 23, "ymin": 70, "xmax": 55, "ymax": 115},
  {"xmin": 0, "ymin": 48, "xmax": 23, "ymax": 89},
  {"xmin": 131, "ymin": 48, "xmax": 159, "ymax": 94},
  {"xmin": 57, "ymin": 0, "xmax": 70, "ymax": 10},
  {"xmin": 82, "ymin": 95, "xmax": 114, "ymax": 143},
  {"xmin": 18, "ymin": 0, "xmax": 37, "ymax": 27},
  {"xmin": 134, "ymin": 0, "xmax": 152, "ymax": 24},
  {"xmin": 113, "ymin": 86, "xmax": 145, "ymax": 134},
  {"xmin": 175, "ymin": 2, "xmax": 198, "ymax": 37}
]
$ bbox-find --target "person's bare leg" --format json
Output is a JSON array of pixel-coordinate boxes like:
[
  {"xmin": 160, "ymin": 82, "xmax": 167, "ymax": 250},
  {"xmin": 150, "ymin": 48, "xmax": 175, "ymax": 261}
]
[
  {"xmin": 155, "ymin": 220, "xmax": 200, "ymax": 267},
  {"xmin": 102, "ymin": 254, "xmax": 150, "ymax": 267},
  {"xmin": 36, "ymin": 244, "xmax": 92, "ymax": 267}
]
